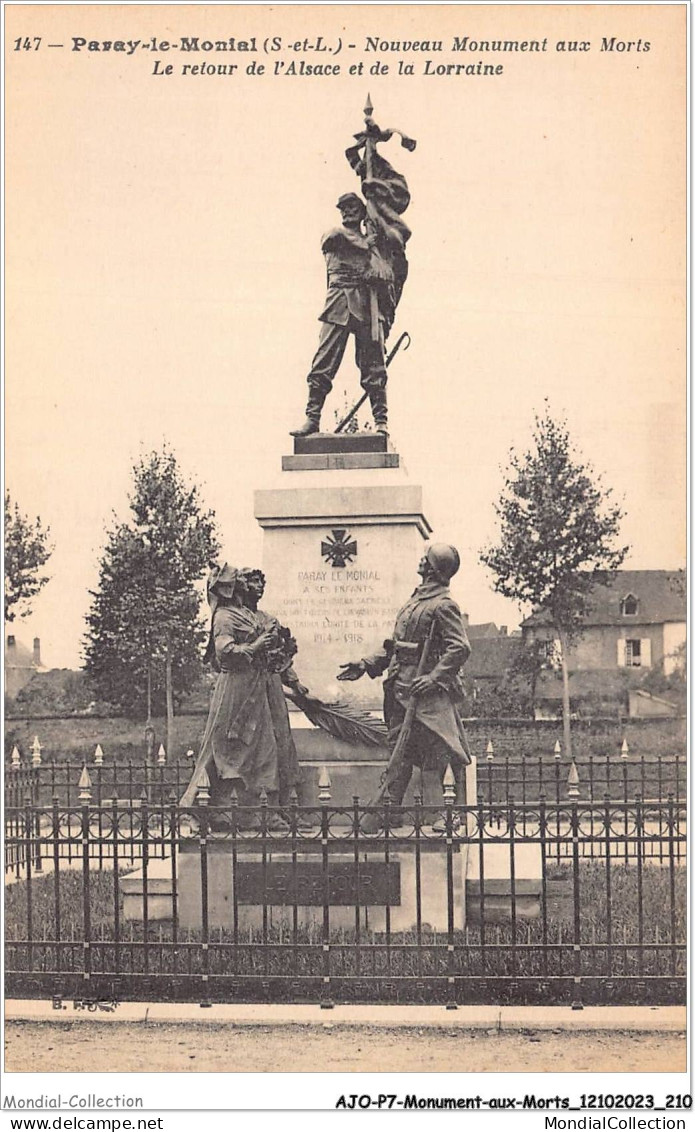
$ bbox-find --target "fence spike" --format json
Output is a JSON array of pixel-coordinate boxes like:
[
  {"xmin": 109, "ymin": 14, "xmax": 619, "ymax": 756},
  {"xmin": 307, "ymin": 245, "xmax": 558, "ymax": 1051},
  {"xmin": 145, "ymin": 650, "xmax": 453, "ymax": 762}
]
[
  {"xmin": 318, "ymin": 766, "xmax": 332, "ymax": 803},
  {"xmin": 620, "ymin": 738, "xmax": 629, "ymax": 759},
  {"xmin": 10, "ymin": 746, "xmax": 21, "ymax": 770},
  {"xmin": 93, "ymin": 744, "xmax": 104, "ymax": 766},
  {"xmin": 567, "ymin": 760, "xmax": 580, "ymax": 797},
  {"xmin": 554, "ymin": 740, "xmax": 562, "ymax": 759},
  {"xmin": 195, "ymin": 768, "xmax": 211, "ymax": 805},
  {"xmin": 442, "ymin": 763, "xmax": 456, "ymax": 802},
  {"xmin": 486, "ymin": 739, "xmax": 495, "ymax": 761},
  {"xmin": 78, "ymin": 765, "xmax": 93, "ymax": 802},
  {"xmin": 31, "ymin": 735, "xmax": 43, "ymax": 766},
  {"xmin": 288, "ymin": 786, "xmax": 299, "ymax": 806},
  {"xmin": 157, "ymin": 744, "xmax": 167, "ymax": 766}
]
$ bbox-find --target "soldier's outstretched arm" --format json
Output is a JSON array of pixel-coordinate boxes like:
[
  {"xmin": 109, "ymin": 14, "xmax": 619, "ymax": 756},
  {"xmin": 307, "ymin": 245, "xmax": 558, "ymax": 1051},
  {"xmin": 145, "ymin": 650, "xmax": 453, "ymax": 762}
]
[
  {"xmin": 337, "ymin": 639, "xmax": 394, "ymax": 681},
  {"xmin": 337, "ymin": 661, "xmax": 366, "ymax": 682}
]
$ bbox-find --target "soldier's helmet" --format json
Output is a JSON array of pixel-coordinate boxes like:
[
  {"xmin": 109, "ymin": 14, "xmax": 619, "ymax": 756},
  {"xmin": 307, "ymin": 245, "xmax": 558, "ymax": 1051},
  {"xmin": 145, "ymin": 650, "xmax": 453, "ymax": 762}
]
[{"xmin": 426, "ymin": 543, "xmax": 460, "ymax": 582}]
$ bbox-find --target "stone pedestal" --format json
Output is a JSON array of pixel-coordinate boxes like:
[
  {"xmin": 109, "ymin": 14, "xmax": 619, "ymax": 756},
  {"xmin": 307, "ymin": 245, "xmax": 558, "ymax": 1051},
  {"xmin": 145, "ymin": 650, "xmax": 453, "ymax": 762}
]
[
  {"xmin": 294, "ymin": 734, "xmax": 478, "ymax": 813},
  {"xmin": 465, "ymin": 841, "xmax": 543, "ymax": 923},
  {"xmin": 175, "ymin": 836, "xmax": 469, "ymax": 934},
  {"xmin": 254, "ymin": 433, "xmax": 431, "ymax": 706}
]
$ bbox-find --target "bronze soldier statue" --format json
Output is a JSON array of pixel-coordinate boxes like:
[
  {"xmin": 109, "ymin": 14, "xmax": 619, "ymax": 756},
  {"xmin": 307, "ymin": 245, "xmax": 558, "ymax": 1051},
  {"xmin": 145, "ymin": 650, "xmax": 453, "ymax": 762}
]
[
  {"xmin": 337, "ymin": 544, "xmax": 471, "ymax": 831},
  {"xmin": 291, "ymin": 100, "xmax": 414, "ymax": 439}
]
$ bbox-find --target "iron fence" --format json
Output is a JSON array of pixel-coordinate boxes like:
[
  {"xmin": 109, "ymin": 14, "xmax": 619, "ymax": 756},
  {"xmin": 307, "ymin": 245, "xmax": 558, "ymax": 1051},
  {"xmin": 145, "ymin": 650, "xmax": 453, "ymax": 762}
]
[
  {"xmin": 5, "ymin": 748, "xmax": 192, "ymax": 810},
  {"xmin": 477, "ymin": 751, "xmax": 685, "ymax": 807},
  {"xmin": 4, "ymin": 790, "xmax": 686, "ymax": 1008},
  {"xmin": 5, "ymin": 743, "xmax": 685, "ymax": 809}
]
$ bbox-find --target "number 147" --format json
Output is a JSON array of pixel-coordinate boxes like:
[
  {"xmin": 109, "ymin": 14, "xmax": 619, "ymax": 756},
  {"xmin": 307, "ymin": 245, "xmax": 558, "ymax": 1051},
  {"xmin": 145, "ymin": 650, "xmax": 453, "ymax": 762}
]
[{"xmin": 14, "ymin": 37, "xmax": 42, "ymax": 51}]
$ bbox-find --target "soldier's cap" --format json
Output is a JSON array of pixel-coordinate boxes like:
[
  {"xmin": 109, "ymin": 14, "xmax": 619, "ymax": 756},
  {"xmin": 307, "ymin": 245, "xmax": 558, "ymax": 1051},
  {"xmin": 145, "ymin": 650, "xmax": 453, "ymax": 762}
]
[{"xmin": 336, "ymin": 192, "xmax": 366, "ymax": 214}]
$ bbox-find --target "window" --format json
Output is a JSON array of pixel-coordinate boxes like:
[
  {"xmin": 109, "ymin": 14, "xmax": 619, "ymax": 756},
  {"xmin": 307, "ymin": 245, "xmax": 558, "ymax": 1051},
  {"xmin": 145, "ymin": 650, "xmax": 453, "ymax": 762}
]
[
  {"xmin": 617, "ymin": 637, "xmax": 652, "ymax": 668},
  {"xmin": 620, "ymin": 593, "xmax": 639, "ymax": 616},
  {"xmin": 625, "ymin": 639, "xmax": 641, "ymax": 666},
  {"xmin": 540, "ymin": 638, "xmax": 562, "ymax": 666}
]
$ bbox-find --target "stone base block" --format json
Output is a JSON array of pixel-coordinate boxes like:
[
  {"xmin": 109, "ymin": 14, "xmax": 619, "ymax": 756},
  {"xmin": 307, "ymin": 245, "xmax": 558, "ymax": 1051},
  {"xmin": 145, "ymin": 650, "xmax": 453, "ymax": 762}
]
[
  {"xmin": 121, "ymin": 858, "xmax": 174, "ymax": 922},
  {"xmin": 293, "ymin": 432, "xmax": 387, "ymax": 454},
  {"xmin": 283, "ymin": 452, "xmax": 399, "ymax": 471},
  {"xmin": 176, "ymin": 838, "xmax": 470, "ymax": 934},
  {"xmin": 465, "ymin": 841, "xmax": 543, "ymax": 923}
]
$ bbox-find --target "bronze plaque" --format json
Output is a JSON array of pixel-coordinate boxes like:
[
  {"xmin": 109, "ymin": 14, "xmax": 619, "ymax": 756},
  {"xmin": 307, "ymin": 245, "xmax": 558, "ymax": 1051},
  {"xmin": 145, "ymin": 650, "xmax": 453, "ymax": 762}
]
[{"xmin": 236, "ymin": 861, "xmax": 400, "ymax": 906}]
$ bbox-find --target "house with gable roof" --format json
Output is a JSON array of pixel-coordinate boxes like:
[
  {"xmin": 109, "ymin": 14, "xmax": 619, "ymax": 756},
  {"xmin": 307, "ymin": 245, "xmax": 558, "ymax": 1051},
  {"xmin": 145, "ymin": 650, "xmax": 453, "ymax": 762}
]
[{"xmin": 520, "ymin": 570, "xmax": 686, "ymax": 717}]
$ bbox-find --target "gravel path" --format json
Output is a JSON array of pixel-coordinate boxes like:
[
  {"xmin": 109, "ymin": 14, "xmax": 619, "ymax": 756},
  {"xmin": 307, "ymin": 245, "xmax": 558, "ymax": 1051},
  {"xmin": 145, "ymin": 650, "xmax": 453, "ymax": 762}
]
[{"xmin": 4, "ymin": 1021, "xmax": 686, "ymax": 1074}]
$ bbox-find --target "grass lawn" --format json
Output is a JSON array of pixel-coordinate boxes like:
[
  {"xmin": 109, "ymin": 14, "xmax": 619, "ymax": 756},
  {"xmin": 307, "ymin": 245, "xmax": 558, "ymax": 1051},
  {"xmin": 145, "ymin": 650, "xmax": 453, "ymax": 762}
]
[{"xmin": 5, "ymin": 859, "xmax": 686, "ymax": 984}]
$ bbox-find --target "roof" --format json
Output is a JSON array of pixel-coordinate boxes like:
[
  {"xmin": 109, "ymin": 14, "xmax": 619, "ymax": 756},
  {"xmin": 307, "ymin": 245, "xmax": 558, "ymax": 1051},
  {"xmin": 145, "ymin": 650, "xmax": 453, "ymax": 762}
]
[
  {"xmin": 466, "ymin": 636, "xmax": 522, "ymax": 680},
  {"xmin": 522, "ymin": 570, "xmax": 686, "ymax": 629},
  {"xmin": 467, "ymin": 622, "xmax": 501, "ymax": 640}
]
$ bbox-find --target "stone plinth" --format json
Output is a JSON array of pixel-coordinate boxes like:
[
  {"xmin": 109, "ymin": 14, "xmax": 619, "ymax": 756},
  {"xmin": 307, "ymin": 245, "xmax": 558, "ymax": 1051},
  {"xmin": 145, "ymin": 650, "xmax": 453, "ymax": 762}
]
[
  {"xmin": 294, "ymin": 433, "xmax": 388, "ymax": 454},
  {"xmin": 255, "ymin": 440, "xmax": 431, "ymax": 707},
  {"xmin": 176, "ymin": 837, "xmax": 469, "ymax": 934},
  {"xmin": 294, "ymin": 733, "xmax": 478, "ymax": 814},
  {"xmin": 121, "ymin": 858, "xmax": 175, "ymax": 922},
  {"xmin": 466, "ymin": 841, "xmax": 543, "ymax": 923},
  {"xmin": 284, "ymin": 432, "xmax": 399, "ymax": 471}
]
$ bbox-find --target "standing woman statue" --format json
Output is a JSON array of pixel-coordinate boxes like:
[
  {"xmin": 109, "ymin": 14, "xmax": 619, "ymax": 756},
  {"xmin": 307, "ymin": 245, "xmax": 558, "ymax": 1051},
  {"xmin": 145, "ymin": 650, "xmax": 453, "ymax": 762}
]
[{"xmin": 181, "ymin": 563, "xmax": 312, "ymax": 829}]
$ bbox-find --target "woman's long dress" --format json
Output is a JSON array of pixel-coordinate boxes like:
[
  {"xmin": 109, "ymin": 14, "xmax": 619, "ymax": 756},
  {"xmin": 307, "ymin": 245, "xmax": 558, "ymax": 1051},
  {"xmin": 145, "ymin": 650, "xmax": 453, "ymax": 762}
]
[{"xmin": 181, "ymin": 605, "xmax": 300, "ymax": 805}]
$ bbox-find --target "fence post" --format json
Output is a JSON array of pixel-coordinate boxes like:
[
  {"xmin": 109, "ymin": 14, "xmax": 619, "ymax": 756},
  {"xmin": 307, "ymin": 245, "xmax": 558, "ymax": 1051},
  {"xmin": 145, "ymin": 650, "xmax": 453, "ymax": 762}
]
[
  {"xmin": 195, "ymin": 772, "xmax": 211, "ymax": 1008},
  {"xmin": 81, "ymin": 788, "xmax": 92, "ymax": 994},
  {"xmin": 319, "ymin": 770, "xmax": 333, "ymax": 1009},
  {"xmin": 22, "ymin": 791, "xmax": 34, "ymax": 970},
  {"xmin": 52, "ymin": 793, "xmax": 62, "ymax": 965},
  {"xmin": 318, "ymin": 766, "xmax": 332, "ymax": 804},
  {"xmin": 486, "ymin": 740, "xmax": 494, "ymax": 807},
  {"xmin": 78, "ymin": 766, "xmax": 92, "ymax": 803},
  {"xmin": 538, "ymin": 792, "xmax": 548, "ymax": 976},
  {"xmin": 30, "ymin": 739, "xmax": 43, "ymax": 871},
  {"xmin": 570, "ymin": 800, "xmax": 583, "ymax": 1010},
  {"xmin": 443, "ymin": 764, "xmax": 458, "ymax": 1010},
  {"xmin": 567, "ymin": 761, "xmax": 580, "ymax": 799},
  {"xmin": 667, "ymin": 792, "xmax": 676, "ymax": 977}
]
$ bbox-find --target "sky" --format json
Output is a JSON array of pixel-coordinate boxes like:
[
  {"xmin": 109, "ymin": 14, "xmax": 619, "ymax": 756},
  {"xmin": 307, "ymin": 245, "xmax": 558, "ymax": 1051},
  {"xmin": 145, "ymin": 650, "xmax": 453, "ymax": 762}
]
[{"xmin": 5, "ymin": 3, "xmax": 686, "ymax": 669}]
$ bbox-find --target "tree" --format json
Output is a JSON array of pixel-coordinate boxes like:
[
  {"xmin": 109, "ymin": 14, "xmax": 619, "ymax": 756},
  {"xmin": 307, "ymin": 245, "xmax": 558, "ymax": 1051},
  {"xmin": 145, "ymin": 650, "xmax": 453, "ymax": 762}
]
[
  {"xmin": 4, "ymin": 491, "xmax": 53, "ymax": 622},
  {"xmin": 84, "ymin": 447, "xmax": 220, "ymax": 752},
  {"xmin": 480, "ymin": 407, "xmax": 628, "ymax": 758}
]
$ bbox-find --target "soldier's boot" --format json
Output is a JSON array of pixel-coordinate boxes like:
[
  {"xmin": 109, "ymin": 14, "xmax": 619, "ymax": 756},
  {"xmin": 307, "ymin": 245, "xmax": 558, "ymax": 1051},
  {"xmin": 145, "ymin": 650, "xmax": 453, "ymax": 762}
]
[
  {"xmin": 361, "ymin": 763, "xmax": 411, "ymax": 834},
  {"xmin": 430, "ymin": 765, "xmax": 466, "ymax": 835},
  {"xmin": 369, "ymin": 387, "xmax": 388, "ymax": 436},
  {"xmin": 257, "ymin": 790, "xmax": 292, "ymax": 833},
  {"xmin": 290, "ymin": 388, "xmax": 325, "ymax": 437},
  {"xmin": 280, "ymin": 786, "xmax": 316, "ymax": 831}
]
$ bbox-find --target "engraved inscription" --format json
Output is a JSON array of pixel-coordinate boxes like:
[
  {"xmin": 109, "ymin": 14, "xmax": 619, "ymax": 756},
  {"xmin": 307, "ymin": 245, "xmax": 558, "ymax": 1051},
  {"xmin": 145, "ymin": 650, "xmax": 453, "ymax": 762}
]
[{"xmin": 236, "ymin": 861, "xmax": 401, "ymax": 906}]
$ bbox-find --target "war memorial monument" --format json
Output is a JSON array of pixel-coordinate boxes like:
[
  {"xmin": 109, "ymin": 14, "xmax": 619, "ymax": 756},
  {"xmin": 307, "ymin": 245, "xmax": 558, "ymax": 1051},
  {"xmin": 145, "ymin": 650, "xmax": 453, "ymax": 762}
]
[{"xmin": 126, "ymin": 96, "xmax": 543, "ymax": 939}]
